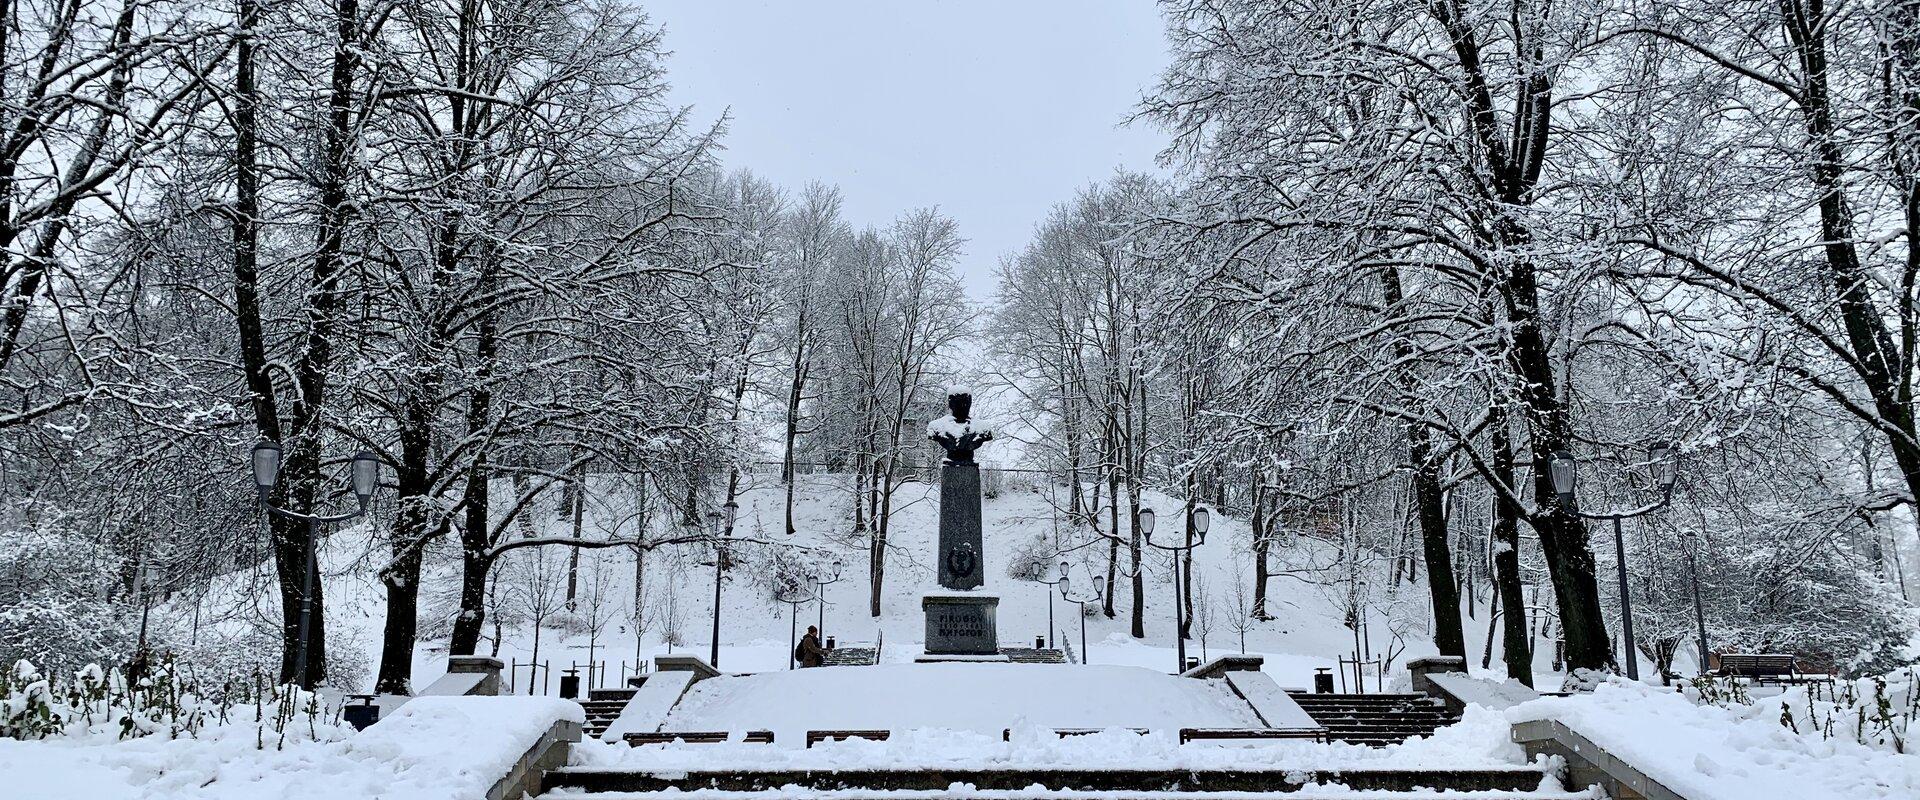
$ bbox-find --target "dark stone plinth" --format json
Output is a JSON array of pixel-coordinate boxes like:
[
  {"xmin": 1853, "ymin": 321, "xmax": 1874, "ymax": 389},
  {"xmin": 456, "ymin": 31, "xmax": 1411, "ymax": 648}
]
[
  {"xmin": 447, "ymin": 655, "xmax": 505, "ymax": 696},
  {"xmin": 937, "ymin": 463, "xmax": 985, "ymax": 590},
  {"xmin": 922, "ymin": 594, "xmax": 999, "ymax": 655}
]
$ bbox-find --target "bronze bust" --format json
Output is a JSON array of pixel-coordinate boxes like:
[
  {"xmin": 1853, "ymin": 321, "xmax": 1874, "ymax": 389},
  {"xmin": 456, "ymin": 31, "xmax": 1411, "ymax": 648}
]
[{"xmin": 928, "ymin": 391, "xmax": 993, "ymax": 465}]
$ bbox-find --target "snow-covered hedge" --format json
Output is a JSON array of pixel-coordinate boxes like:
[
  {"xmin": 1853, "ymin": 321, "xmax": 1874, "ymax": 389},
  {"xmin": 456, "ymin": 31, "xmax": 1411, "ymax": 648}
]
[{"xmin": 1, "ymin": 659, "xmax": 349, "ymax": 746}]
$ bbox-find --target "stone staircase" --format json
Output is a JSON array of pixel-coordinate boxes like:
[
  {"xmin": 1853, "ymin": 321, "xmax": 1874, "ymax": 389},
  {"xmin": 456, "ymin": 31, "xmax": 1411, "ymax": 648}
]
[
  {"xmin": 536, "ymin": 764, "xmax": 1586, "ymax": 798},
  {"xmin": 820, "ymin": 647, "xmax": 879, "ymax": 666},
  {"xmin": 579, "ymin": 687, "xmax": 636, "ymax": 739},
  {"xmin": 1286, "ymin": 691, "xmax": 1461, "ymax": 746}
]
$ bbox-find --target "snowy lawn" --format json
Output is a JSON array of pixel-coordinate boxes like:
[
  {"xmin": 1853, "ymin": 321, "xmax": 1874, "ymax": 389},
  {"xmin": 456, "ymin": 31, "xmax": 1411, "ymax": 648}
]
[
  {"xmin": 575, "ymin": 704, "xmax": 1528, "ymax": 772},
  {"xmin": 1508, "ymin": 679, "xmax": 1920, "ymax": 800},
  {"xmin": 2, "ymin": 696, "xmax": 581, "ymax": 800}
]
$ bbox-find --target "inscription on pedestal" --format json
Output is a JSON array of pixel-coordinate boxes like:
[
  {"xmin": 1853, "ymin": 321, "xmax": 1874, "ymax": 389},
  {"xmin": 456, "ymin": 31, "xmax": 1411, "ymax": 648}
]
[{"xmin": 922, "ymin": 595, "xmax": 999, "ymax": 655}]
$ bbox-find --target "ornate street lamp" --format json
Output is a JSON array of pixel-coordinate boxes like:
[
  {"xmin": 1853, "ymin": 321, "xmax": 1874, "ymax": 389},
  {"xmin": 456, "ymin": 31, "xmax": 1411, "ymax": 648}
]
[
  {"xmin": 1038, "ymin": 562, "xmax": 1069, "ymax": 649},
  {"xmin": 1549, "ymin": 442, "xmax": 1682, "ymax": 680},
  {"xmin": 775, "ymin": 584, "xmax": 814, "ymax": 670},
  {"xmin": 1059, "ymin": 565, "xmax": 1104, "ymax": 665},
  {"xmin": 1142, "ymin": 505, "xmax": 1211, "ymax": 673},
  {"xmin": 249, "ymin": 442, "xmax": 382, "ymax": 688},
  {"xmin": 812, "ymin": 559, "xmax": 844, "ymax": 644}
]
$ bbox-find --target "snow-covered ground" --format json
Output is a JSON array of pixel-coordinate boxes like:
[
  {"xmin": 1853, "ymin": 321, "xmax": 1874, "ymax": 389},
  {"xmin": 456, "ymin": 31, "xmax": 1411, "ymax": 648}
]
[
  {"xmin": 2, "ymin": 696, "xmax": 579, "ymax": 800},
  {"xmin": 1509, "ymin": 678, "xmax": 1920, "ymax": 800}
]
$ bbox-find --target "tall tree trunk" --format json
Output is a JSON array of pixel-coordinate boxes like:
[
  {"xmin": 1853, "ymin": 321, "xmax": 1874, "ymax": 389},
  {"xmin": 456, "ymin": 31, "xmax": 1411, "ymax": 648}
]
[
  {"xmin": 448, "ymin": 260, "xmax": 499, "ymax": 657},
  {"xmin": 783, "ymin": 322, "xmax": 807, "ymax": 536},
  {"xmin": 1490, "ymin": 402, "xmax": 1533, "ymax": 687},
  {"xmin": 375, "ymin": 393, "xmax": 432, "ymax": 693},
  {"xmin": 1103, "ymin": 466, "xmax": 1119, "ymax": 619},
  {"xmin": 1250, "ymin": 467, "xmax": 1272, "ymax": 620}
]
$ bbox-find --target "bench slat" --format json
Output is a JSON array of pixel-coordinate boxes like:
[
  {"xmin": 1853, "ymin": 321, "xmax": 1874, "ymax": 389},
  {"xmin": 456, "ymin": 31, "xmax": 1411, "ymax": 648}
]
[
  {"xmin": 805, "ymin": 729, "xmax": 890, "ymax": 747},
  {"xmin": 625, "ymin": 730, "xmax": 773, "ymax": 745}
]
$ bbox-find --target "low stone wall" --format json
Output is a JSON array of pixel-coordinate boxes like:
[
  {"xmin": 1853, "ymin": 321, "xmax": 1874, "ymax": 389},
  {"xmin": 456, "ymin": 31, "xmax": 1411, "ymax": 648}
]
[
  {"xmin": 1511, "ymin": 718, "xmax": 1691, "ymax": 800},
  {"xmin": 487, "ymin": 717, "xmax": 583, "ymax": 800}
]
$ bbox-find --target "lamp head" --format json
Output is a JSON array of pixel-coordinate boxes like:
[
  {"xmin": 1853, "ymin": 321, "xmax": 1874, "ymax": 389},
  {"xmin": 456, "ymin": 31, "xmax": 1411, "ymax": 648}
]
[
  {"xmin": 250, "ymin": 440, "xmax": 282, "ymax": 501},
  {"xmin": 1192, "ymin": 506, "xmax": 1211, "ymax": 543},
  {"xmin": 1137, "ymin": 507, "xmax": 1156, "ymax": 536},
  {"xmin": 350, "ymin": 451, "xmax": 380, "ymax": 507},
  {"xmin": 1547, "ymin": 450, "xmax": 1577, "ymax": 504},
  {"xmin": 1647, "ymin": 441, "xmax": 1677, "ymax": 491}
]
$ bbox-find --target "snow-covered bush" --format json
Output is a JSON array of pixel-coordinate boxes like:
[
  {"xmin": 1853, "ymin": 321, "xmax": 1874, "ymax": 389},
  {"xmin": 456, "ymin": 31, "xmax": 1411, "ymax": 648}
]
[
  {"xmin": 0, "ymin": 658, "xmax": 350, "ymax": 746},
  {"xmin": 0, "ymin": 514, "xmax": 135, "ymax": 672},
  {"xmin": 1772, "ymin": 668, "xmax": 1919, "ymax": 754}
]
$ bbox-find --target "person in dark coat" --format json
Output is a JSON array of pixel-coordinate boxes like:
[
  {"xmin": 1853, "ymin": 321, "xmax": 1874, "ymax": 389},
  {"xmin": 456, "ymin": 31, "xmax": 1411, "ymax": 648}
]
[{"xmin": 797, "ymin": 625, "xmax": 826, "ymax": 667}]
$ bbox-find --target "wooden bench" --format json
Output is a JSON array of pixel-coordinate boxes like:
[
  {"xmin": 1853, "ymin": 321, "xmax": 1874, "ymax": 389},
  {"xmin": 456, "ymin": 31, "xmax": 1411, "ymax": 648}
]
[
  {"xmin": 805, "ymin": 729, "xmax": 890, "ymax": 747},
  {"xmin": 1180, "ymin": 727, "xmax": 1327, "ymax": 744},
  {"xmin": 1000, "ymin": 727, "xmax": 1152, "ymax": 741},
  {"xmin": 625, "ymin": 730, "xmax": 774, "ymax": 746},
  {"xmin": 1716, "ymin": 653, "xmax": 1808, "ymax": 685}
]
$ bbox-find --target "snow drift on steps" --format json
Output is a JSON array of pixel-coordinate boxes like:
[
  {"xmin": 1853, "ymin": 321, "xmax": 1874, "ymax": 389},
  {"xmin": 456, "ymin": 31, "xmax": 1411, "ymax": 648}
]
[
  {"xmin": 577, "ymin": 698, "xmax": 1529, "ymax": 772},
  {"xmin": 656, "ymin": 663, "xmax": 1260, "ymax": 743}
]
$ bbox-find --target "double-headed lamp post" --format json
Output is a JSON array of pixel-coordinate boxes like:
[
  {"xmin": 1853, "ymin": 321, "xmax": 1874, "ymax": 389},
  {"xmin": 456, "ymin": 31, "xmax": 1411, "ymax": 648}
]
[
  {"xmin": 812, "ymin": 560, "xmax": 844, "ymax": 645},
  {"xmin": 1547, "ymin": 441, "xmax": 1679, "ymax": 681},
  {"xmin": 250, "ymin": 441, "xmax": 381, "ymax": 688},
  {"xmin": 707, "ymin": 500, "xmax": 738, "ymax": 668},
  {"xmin": 775, "ymin": 585, "xmax": 814, "ymax": 670},
  {"xmin": 1141, "ymin": 505, "xmax": 1211, "ymax": 673},
  {"xmin": 1058, "ymin": 562, "xmax": 1104, "ymax": 664},
  {"xmin": 1038, "ymin": 563, "xmax": 1068, "ymax": 649}
]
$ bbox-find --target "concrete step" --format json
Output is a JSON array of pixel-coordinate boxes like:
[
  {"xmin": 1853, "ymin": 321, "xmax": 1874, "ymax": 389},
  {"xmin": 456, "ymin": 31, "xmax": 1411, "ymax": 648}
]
[
  {"xmin": 542, "ymin": 766, "xmax": 1555, "ymax": 794},
  {"xmin": 578, "ymin": 693, "xmax": 637, "ymax": 739},
  {"xmin": 540, "ymin": 792, "xmax": 1593, "ymax": 800},
  {"xmin": 1282, "ymin": 693, "xmax": 1460, "ymax": 747}
]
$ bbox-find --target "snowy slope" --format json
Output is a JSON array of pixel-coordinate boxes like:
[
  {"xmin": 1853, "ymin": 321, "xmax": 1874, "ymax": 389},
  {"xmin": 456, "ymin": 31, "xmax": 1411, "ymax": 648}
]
[{"xmin": 164, "ymin": 470, "xmax": 1572, "ymax": 693}]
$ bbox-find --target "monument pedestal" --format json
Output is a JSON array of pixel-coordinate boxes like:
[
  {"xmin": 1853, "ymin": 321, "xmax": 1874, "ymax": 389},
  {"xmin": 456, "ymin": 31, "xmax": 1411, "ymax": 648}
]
[{"xmin": 921, "ymin": 593, "xmax": 1001, "ymax": 657}]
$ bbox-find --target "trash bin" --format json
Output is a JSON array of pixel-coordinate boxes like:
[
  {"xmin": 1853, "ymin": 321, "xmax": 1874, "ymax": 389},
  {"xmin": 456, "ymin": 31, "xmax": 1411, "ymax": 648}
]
[
  {"xmin": 343, "ymin": 695, "xmax": 380, "ymax": 731},
  {"xmin": 1035, "ymin": 636, "xmax": 1046, "ymax": 649},
  {"xmin": 559, "ymin": 669, "xmax": 581, "ymax": 700},
  {"xmin": 1314, "ymin": 667, "xmax": 1335, "ymax": 694},
  {"xmin": 825, "ymin": 636, "xmax": 836, "ymax": 650}
]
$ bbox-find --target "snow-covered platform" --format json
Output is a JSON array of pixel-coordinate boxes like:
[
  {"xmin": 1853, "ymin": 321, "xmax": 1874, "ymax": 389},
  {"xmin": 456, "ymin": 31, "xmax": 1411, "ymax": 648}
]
[{"xmin": 655, "ymin": 663, "xmax": 1260, "ymax": 744}]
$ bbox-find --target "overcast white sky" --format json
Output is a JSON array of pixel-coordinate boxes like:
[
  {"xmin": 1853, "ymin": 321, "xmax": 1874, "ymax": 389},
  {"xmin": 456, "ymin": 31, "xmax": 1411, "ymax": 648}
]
[{"xmin": 640, "ymin": 0, "xmax": 1171, "ymax": 298}]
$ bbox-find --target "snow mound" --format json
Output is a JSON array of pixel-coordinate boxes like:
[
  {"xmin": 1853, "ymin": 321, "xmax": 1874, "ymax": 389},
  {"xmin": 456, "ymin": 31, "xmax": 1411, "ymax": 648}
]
[
  {"xmin": 659, "ymin": 663, "xmax": 1260, "ymax": 744},
  {"xmin": 1, "ymin": 695, "xmax": 581, "ymax": 800},
  {"xmin": 1508, "ymin": 680, "xmax": 1920, "ymax": 800}
]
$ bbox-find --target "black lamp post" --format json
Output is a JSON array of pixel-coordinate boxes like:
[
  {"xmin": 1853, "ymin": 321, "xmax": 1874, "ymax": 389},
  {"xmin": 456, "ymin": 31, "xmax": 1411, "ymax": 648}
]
[
  {"xmin": 811, "ymin": 560, "xmax": 844, "ymax": 645},
  {"xmin": 775, "ymin": 585, "xmax": 814, "ymax": 670},
  {"xmin": 1059, "ymin": 565, "xmax": 1104, "ymax": 664},
  {"xmin": 1547, "ymin": 441, "xmax": 1679, "ymax": 681},
  {"xmin": 1143, "ymin": 505, "xmax": 1210, "ymax": 673},
  {"xmin": 1038, "ymin": 562, "xmax": 1068, "ymax": 649},
  {"xmin": 1681, "ymin": 530, "xmax": 1711, "ymax": 675},
  {"xmin": 250, "ymin": 441, "xmax": 381, "ymax": 688},
  {"xmin": 708, "ymin": 500, "xmax": 737, "ymax": 668}
]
